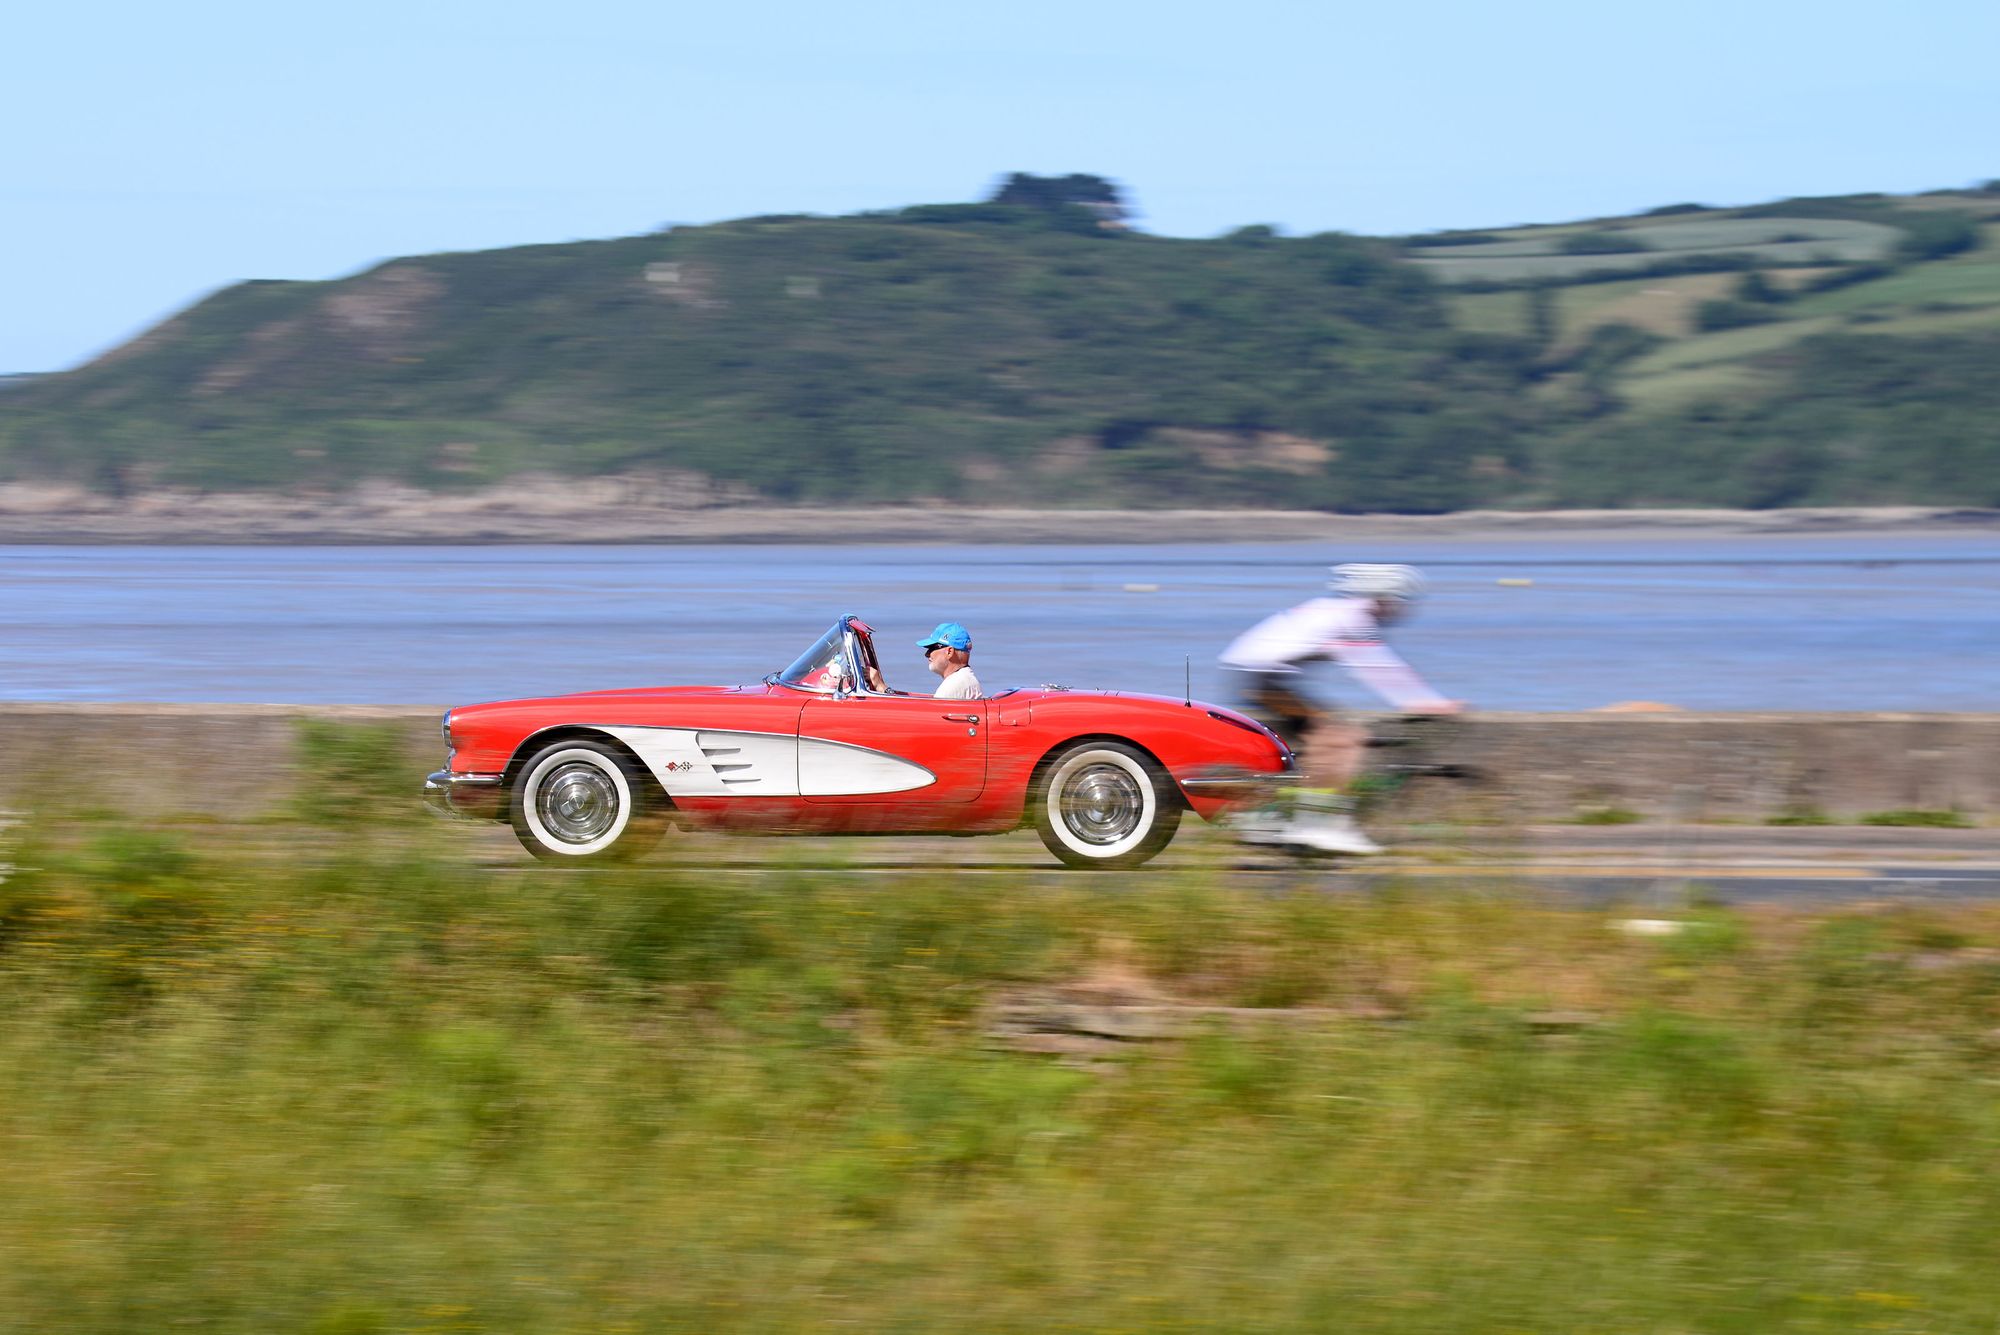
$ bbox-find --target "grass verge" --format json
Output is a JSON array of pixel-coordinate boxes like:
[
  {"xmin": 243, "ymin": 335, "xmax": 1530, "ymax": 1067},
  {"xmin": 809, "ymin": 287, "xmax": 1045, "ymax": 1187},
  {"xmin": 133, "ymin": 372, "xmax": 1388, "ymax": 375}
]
[{"xmin": 4, "ymin": 814, "xmax": 2000, "ymax": 1332}]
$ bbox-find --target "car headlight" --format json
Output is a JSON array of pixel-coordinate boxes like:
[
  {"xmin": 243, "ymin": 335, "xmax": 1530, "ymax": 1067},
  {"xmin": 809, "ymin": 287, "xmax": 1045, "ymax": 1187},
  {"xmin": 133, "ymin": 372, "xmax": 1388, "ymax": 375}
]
[{"xmin": 441, "ymin": 710, "xmax": 456, "ymax": 749}]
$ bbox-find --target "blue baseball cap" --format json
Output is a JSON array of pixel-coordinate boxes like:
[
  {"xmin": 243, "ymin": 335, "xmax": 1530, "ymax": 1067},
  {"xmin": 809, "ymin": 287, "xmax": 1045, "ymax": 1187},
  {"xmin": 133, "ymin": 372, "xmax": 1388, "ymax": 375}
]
[{"xmin": 918, "ymin": 621, "xmax": 972, "ymax": 651}]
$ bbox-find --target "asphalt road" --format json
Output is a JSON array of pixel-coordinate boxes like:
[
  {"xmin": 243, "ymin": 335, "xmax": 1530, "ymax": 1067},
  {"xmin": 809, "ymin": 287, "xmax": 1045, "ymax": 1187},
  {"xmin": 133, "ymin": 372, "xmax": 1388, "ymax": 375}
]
[
  {"xmin": 11, "ymin": 813, "xmax": 1997, "ymax": 904},
  {"xmin": 459, "ymin": 822, "xmax": 2000, "ymax": 903}
]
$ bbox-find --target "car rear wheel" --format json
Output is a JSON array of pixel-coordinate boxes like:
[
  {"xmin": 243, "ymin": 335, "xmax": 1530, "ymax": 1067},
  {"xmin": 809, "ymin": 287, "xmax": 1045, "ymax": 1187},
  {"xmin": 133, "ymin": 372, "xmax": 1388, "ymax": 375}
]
[
  {"xmin": 1033, "ymin": 741, "xmax": 1181, "ymax": 870},
  {"xmin": 509, "ymin": 739, "xmax": 664, "ymax": 862}
]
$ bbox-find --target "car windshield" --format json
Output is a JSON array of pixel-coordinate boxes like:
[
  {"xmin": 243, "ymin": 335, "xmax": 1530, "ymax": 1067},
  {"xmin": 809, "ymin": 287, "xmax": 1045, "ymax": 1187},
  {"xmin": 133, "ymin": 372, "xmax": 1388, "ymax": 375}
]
[
  {"xmin": 774, "ymin": 617, "xmax": 889, "ymax": 693},
  {"xmin": 777, "ymin": 621, "xmax": 853, "ymax": 692}
]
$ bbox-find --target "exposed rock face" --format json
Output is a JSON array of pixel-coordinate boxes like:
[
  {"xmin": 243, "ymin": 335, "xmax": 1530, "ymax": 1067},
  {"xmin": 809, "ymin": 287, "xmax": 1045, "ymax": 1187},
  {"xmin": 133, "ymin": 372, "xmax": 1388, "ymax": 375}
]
[
  {"xmin": 195, "ymin": 266, "xmax": 444, "ymax": 396},
  {"xmin": 0, "ymin": 491, "xmax": 1990, "ymax": 545},
  {"xmin": 640, "ymin": 260, "xmax": 725, "ymax": 310},
  {"xmin": 1153, "ymin": 427, "xmax": 1332, "ymax": 475},
  {"xmin": 320, "ymin": 266, "xmax": 443, "ymax": 347}
]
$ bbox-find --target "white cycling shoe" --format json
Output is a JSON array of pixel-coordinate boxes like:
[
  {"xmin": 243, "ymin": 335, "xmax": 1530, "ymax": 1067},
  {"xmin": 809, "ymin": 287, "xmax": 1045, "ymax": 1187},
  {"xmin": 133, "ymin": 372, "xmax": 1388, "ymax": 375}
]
[
  {"xmin": 1282, "ymin": 813, "xmax": 1384, "ymax": 856},
  {"xmin": 1235, "ymin": 810, "xmax": 1384, "ymax": 856},
  {"xmin": 1230, "ymin": 810, "xmax": 1294, "ymax": 845}
]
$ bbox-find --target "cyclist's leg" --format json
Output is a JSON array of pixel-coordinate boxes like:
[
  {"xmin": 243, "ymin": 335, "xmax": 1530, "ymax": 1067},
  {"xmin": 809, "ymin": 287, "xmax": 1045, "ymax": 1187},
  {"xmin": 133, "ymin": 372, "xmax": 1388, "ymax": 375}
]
[
  {"xmin": 1240, "ymin": 672, "xmax": 1328, "ymax": 795},
  {"xmin": 1235, "ymin": 676, "xmax": 1380, "ymax": 854},
  {"xmin": 1302, "ymin": 715, "xmax": 1367, "ymax": 792},
  {"xmin": 1229, "ymin": 673, "xmax": 1312, "ymax": 838},
  {"xmin": 1285, "ymin": 710, "xmax": 1382, "ymax": 855}
]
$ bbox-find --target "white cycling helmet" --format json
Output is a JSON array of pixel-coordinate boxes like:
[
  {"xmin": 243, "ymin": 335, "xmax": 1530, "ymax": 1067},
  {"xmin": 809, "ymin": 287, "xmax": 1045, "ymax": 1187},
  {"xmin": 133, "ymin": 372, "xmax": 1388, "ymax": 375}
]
[{"xmin": 1329, "ymin": 563, "xmax": 1426, "ymax": 602}]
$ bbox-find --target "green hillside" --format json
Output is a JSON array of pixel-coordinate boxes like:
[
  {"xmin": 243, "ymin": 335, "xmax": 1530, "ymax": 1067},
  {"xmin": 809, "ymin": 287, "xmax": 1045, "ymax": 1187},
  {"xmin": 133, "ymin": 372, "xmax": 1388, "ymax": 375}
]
[{"xmin": 5, "ymin": 180, "xmax": 1999, "ymax": 512}]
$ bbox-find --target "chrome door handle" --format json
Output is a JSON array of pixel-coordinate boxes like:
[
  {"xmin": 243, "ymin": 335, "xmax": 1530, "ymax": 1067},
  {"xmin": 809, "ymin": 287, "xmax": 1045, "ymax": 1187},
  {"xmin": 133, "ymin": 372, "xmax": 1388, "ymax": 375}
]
[{"xmin": 941, "ymin": 713, "xmax": 979, "ymax": 722}]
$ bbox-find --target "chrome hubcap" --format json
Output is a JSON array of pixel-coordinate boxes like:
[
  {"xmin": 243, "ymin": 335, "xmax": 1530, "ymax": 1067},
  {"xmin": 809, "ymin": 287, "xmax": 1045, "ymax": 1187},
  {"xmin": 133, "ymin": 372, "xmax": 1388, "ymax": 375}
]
[
  {"xmin": 537, "ymin": 762, "xmax": 620, "ymax": 844},
  {"xmin": 1060, "ymin": 763, "xmax": 1145, "ymax": 845}
]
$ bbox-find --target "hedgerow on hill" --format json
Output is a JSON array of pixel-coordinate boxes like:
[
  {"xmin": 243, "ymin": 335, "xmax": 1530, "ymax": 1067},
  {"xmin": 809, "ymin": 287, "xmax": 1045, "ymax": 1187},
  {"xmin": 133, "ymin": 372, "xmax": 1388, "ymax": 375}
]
[
  {"xmin": 3, "ymin": 179, "xmax": 1997, "ymax": 512},
  {"xmin": 1546, "ymin": 330, "xmax": 2000, "ymax": 508}
]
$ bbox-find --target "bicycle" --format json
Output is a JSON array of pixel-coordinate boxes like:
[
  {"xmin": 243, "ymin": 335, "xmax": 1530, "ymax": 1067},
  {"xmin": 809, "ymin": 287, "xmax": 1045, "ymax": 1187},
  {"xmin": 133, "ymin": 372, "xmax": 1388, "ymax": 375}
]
[{"xmin": 1234, "ymin": 714, "xmax": 1489, "ymax": 858}]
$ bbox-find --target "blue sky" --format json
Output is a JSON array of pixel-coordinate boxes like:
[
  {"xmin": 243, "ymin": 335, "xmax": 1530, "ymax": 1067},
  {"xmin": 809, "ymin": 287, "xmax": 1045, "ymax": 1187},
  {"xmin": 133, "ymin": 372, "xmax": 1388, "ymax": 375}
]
[{"xmin": 6, "ymin": 0, "xmax": 1995, "ymax": 375}]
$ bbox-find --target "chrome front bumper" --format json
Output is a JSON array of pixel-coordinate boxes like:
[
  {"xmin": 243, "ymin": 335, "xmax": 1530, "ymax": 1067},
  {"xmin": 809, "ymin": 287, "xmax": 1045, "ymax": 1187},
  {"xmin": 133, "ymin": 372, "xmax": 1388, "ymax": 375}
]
[
  {"xmin": 423, "ymin": 769, "xmax": 506, "ymax": 821},
  {"xmin": 1178, "ymin": 759, "xmax": 1295, "ymax": 800}
]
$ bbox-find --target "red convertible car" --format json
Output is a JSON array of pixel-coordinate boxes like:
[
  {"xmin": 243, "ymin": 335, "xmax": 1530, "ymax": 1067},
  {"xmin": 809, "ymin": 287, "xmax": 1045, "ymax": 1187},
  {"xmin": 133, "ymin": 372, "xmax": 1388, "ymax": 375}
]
[{"xmin": 424, "ymin": 616, "xmax": 1291, "ymax": 868}]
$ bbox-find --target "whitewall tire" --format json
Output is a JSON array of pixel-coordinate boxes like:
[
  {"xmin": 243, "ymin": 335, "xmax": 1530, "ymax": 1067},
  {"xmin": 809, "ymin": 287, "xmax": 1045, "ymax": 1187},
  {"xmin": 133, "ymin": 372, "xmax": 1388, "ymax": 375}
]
[
  {"xmin": 509, "ymin": 740, "xmax": 662, "ymax": 862},
  {"xmin": 1034, "ymin": 741, "xmax": 1181, "ymax": 870}
]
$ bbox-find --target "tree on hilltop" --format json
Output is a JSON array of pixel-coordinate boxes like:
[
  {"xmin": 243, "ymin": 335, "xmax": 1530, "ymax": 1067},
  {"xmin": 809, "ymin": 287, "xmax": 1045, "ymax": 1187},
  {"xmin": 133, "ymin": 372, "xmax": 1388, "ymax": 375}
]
[{"xmin": 987, "ymin": 173, "xmax": 1131, "ymax": 227}]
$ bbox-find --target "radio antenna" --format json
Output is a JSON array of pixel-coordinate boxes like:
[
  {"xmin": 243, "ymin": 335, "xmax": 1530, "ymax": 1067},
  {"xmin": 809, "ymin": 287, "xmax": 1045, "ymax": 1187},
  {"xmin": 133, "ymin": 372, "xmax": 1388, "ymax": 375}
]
[{"xmin": 1184, "ymin": 656, "xmax": 1192, "ymax": 707}]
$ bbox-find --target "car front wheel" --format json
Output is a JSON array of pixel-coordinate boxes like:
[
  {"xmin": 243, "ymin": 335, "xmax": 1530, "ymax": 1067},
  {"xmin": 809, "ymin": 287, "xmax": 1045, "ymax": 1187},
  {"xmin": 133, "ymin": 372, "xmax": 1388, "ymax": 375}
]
[
  {"xmin": 1033, "ymin": 741, "xmax": 1181, "ymax": 869},
  {"xmin": 509, "ymin": 739, "xmax": 663, "ymax": 862}
]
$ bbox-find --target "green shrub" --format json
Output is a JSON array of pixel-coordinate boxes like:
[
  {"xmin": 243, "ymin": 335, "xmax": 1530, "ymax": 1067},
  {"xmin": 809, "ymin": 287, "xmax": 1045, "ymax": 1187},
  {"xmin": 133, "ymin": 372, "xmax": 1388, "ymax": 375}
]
[
  {"xmin": 1222, "ymin": 223, "xmax": 1282, "ymax": 244},
  {"xmin": 1567, "ymin": 321, "xmax": 1662, "ymax": 379},
  {"xmin": 1406, "ymin": 231, "xmax": 1508, "ymax": 248},
  {"xmin": 291, "ymin": 718, "xmax": 422, "ymax": 827},
  {"xmin": 1605, "ymin": 1010, "xmax": 1765, "ymax": 1122},
  {"xmin": 71, "ymin": 828, "xmax": 198, "ymax": 906},
  {"xmin": 1799, "ymin": 914, "xmax": 1898, "ymax": 1001},
  {"xmin": 1860, "ymin": 808, "xmax": 1973, "ymax": 828},
  {"xmin": 1896, "ymin": 211, "xmax": 1981, "ymax": 261},
  {"xmin": 1559, "ymin": 230, "xmax": 1652, "ymax": 255},
  {"xmin": 1693, "ymin": 298, "xmax": 1778, "ymax": 332},
  {"xmin": 28, "ymin": 828, "xmax": 217, "ymax": 1011},
  {"xmin": 1733, "ymin": 270, "xmax": 1786, "ymax": 304}
]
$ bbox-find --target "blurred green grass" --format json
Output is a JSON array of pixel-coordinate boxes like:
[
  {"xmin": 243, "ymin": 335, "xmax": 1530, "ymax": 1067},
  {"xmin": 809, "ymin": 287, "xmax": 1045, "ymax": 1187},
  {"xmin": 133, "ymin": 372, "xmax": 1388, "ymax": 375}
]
[{"xmin": 5, "ymin": 811, "xmax": 2000, "ymax": 1332}]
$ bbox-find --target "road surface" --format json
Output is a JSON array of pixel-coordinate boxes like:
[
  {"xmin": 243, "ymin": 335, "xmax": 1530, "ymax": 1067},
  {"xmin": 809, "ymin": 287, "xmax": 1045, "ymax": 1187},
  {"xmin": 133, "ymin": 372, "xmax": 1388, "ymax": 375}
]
[{"xmin": 455, "ymin": 822, "xmax": 2000, "ymax": 903}]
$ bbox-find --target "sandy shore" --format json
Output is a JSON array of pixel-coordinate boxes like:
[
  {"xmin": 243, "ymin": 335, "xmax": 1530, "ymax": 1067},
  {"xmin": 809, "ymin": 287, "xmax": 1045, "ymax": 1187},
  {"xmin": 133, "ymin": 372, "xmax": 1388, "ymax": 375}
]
[{"xmin": 0, "ymin": 481, "xmax": 1994, "ymax": 544}]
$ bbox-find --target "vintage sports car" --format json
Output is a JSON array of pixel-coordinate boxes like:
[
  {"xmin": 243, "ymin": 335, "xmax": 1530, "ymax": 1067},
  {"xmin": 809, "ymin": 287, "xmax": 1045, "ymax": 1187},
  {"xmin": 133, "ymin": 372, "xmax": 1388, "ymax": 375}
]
[{"xmin": 424, "ymin": 616, "xmax": 1291, "ymax": 869}]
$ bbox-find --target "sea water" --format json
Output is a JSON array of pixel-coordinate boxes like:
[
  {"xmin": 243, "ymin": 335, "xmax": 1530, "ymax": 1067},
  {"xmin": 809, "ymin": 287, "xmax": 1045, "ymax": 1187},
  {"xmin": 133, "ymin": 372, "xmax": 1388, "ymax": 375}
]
[{"xmin": 0, "ymin": 535, "xmax": 1994, "ymax": 710}]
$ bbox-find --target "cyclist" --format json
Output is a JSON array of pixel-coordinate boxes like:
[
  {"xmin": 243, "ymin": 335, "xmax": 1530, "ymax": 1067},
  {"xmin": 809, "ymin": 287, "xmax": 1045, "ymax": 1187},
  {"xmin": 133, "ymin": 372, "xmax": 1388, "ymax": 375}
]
[{"xmin": 1220, "ymin": 563, "xmax": 1461, "ymax": 854}]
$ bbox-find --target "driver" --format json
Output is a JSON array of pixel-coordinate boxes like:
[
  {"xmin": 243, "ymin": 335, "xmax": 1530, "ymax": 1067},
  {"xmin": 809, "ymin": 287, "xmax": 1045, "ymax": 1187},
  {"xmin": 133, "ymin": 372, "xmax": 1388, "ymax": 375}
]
[{"xmin": 918, "ymin": 621, "xmax": 983, "ymax": 700}]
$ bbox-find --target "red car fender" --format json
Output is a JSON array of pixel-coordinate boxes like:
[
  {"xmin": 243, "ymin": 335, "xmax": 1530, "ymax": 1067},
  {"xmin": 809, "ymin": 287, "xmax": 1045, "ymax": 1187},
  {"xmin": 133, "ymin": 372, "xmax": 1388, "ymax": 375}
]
[{"xmin": 989, "ymin": 691, "xmax": 1288, "ymax": 825}]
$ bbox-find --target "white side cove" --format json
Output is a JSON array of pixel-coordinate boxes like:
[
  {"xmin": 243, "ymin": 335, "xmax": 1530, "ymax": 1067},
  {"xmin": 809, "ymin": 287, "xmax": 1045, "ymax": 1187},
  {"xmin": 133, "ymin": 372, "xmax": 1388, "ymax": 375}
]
[
  {"xmin": 599, "ymin": 726, "xmax": 935, "ymax": 798},
  {"xmin": 797, "ymin": 736, "xmax": 937, "ymax": 797}
]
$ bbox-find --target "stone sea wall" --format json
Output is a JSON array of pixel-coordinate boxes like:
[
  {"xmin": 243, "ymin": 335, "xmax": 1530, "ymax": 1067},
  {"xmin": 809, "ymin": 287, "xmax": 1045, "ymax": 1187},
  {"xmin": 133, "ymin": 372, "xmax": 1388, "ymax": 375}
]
[{"xmin": 3, "ymin": 705, "xmax": 1994, "ymax": 824}]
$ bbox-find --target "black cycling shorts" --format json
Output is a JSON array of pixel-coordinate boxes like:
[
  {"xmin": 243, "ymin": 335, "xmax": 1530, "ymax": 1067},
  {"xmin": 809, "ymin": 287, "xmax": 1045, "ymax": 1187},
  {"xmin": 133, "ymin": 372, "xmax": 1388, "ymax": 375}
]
[{"xmin": 1234, "ymin": 671, "xmax": 1340, "ymax": 752}]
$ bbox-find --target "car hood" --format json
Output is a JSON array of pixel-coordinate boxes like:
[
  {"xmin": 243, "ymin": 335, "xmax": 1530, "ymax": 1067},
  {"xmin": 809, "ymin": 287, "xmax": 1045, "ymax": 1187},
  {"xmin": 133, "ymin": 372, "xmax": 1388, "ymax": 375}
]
[{"xmin": 995, "ymin": 686, "xmax": 1194, "ymax": 707}]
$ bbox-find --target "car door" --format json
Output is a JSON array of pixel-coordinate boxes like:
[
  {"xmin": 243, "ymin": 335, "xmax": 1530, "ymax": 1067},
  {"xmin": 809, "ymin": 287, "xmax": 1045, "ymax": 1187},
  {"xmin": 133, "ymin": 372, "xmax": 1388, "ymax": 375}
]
[{"xmin": 797, "ymin": 695, "xmax": 989, "ymax": 803}]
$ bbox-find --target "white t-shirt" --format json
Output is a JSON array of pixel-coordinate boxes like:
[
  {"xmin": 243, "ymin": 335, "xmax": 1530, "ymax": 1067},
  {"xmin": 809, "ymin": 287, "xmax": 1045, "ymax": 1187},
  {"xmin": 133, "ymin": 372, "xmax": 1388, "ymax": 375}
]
[
  {"xmin": 934, "ymin": 666, "xmax": 983, "ymax": 700},
  {"xmin": 1219, "ymin": 596, "xmax": 1449, "ymax": 711}
]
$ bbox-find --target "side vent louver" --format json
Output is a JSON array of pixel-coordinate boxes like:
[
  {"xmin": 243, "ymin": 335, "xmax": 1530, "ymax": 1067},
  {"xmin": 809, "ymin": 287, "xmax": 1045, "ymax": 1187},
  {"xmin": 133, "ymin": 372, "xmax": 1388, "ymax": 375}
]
[{"xmin": 698, "ymin": 736, "xmax": 759, "ymax": 785}]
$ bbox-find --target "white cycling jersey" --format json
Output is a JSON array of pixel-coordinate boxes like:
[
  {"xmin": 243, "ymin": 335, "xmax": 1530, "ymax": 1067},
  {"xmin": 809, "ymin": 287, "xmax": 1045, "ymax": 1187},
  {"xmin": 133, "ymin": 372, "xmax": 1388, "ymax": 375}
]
[{"xmin": 1220, "ymin": 595, "xmax": 1450, "ymax": 711}]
